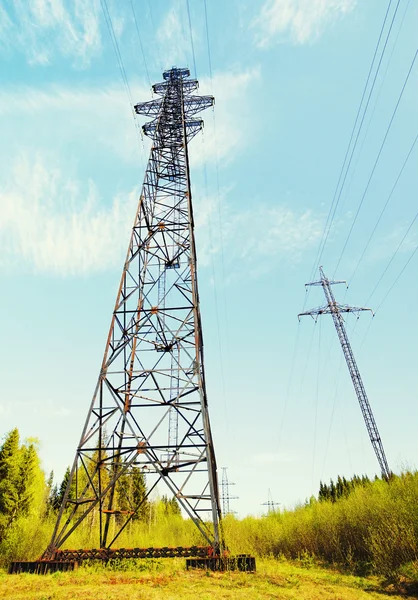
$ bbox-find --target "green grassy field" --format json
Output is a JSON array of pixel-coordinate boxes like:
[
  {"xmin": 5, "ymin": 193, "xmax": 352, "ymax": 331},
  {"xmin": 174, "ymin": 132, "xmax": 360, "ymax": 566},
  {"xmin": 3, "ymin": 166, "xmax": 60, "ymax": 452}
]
[{"xmin": 1, "ymin": 559, "xmax": 416, "ymax": 600}]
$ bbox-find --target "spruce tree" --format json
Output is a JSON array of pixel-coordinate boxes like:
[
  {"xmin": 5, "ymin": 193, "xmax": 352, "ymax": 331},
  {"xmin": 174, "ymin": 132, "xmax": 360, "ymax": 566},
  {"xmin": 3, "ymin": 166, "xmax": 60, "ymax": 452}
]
[
  {"xmin": 0, "ymin": 430, "xmax": 46, "ymax": 530},
  {"xmin": 0, "ymin": 429, "xmax": 22, "ymax": 528}
]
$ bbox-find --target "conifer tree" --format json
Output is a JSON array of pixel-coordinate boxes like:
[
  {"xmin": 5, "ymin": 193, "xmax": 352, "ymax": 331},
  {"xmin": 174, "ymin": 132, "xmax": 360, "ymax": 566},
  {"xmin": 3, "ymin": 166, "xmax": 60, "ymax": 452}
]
[
  {"xmin": 0, "ymin": 430, "xmax": 46, "ymax": 530},
  {"xmin": 117, "ymin": 467, "xmax": 149, "ymax": 521},
  {"xmin": 0, "ymin": 428, "xmax": 21, "ymax": 528},
  {"xmin": 53, "ymin": 467, "xmax": 76, "ymax": 511}
]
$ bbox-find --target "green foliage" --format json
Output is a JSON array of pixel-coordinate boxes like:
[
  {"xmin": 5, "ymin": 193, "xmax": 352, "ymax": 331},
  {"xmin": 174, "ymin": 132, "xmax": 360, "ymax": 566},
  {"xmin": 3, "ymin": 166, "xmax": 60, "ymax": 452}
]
[
  {"xmin": 318, "ymin": 474, "xmax": 371, "ymax": 503},
  {"xmin": 0, "ymin": 428, "xmax": 21, "ymax": 526},
  {"xmin": 117, "ymin": 466, "xmax": 149, "ymax": 522},
  {"xmin": 161, "ymin": 495, "xmax": 181, "ymax": 516},
  {"xmin": 49, "ymin": 466, "xmax": 76, "ymax": 513},
  {"xmin": 0, "ymin": 429, "xmax": 46, "ymax": 535},
  {"xmin": 1, "ymin": 427, "xmax": 418, "ymax": 584},
  {"xmin": 224, "ymin": 472, "xmax": 418, "ymax": 577}
]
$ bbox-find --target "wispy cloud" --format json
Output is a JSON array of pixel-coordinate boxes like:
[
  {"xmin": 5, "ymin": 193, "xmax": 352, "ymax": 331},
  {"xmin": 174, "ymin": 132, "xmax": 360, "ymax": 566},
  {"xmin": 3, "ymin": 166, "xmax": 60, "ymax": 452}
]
[
  {"xmin": 253, "ymin": 0, "xmax": 356, "ymax": 47},
  {"xmin": 0, "ymin": 0, "xmax": 102, "ymax": 66},
  {"xmin": 0, "ymin": 68, "xmax": 266, "ymax": 277},
  {"xmin": 0, "ymin": 155, "xmax": 137, "ymax": 275},
  {"xmin": 194, "ymin": 189, "xmax": 323, "ymax": 277},
  {"xmin": 0, "ymin": 152, "xmax": 322, "ymax": 277},
  {"xmin": 0, "ymin": 82, "xmax": 149, "ymax": 166},
  {"xmin": 191, "ymin": 67, "xmax": 262, "ymax": 167},
  {"xmin": 156, "ymin": 2, "xmax": 191, "ymax": 67}
]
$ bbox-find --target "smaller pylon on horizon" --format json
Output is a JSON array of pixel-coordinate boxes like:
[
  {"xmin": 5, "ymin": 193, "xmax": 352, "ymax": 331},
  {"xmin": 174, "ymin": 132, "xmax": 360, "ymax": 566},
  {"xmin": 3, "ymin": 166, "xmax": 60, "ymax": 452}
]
[
  {"xmin": 261, "ymin": 489, "xmax": 279, "ymax": 514},
  {"xmin": 298, "ymin": 266, "xmax": 391, "ymax": 481},
  {"xmin": 220, "ymin": 467, "xmax": 238, "ymax": 516}
]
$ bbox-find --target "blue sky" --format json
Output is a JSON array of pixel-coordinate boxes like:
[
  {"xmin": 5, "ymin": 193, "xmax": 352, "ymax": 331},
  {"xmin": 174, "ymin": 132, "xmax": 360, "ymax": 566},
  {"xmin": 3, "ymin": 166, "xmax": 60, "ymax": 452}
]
[{"xmin": 0, "ymin": 0, "xmax": 417, "ymax": 517}]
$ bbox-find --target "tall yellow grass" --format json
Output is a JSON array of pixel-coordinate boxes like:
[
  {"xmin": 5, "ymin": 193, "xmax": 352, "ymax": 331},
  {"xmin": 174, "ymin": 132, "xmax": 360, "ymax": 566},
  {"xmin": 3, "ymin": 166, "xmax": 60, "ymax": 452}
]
[{"xmin": 1, "ymin": 471, "xmax": 418, "ymax": 577}]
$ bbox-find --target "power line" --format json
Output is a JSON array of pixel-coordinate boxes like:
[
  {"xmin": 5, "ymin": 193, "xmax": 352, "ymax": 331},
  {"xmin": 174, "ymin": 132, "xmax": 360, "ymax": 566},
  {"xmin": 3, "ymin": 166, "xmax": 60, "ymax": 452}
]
[
  {"xmin": 377, "ymin": 247, "xmax": 418, "ymax": 312},
  {"xmin": 321, "ymin": 351, "xmax": 344, "ymax": 480},
  {"xmin": 308, "ymin": 0, "xmax": 401, "ymax": 284},
  {"xmin": 350, "ymin": 132, "xmax": 418, "ymax": 282},
  {"xmin": 312, "ymin": 317, "xmax": 321, "ymax": 488},
  {"xmin": 277, "ymin": 321, "xmax": 301, "ymax": 452},
  {"xmin": 101, "ymin": 0, "xmax": 134, "ymax": 106},
  {"xmin": 332, "ymin": 0, "xmax": 411, "ymax": 228},
  {"xmin": 201, "ymin": 132, "xmax": 228, "ymax": 429},
  {"xmin": 100, "ymin": 0, "xmax": 145, "ymax": 165},
  {"xmin": 365, "ymin": 213, "xmax": 418, "ymax": 308},
  {"xmin": 147, "ymin": 0, "xmax": 163, "ymax": 71},
  {"xmin": 333, "ymin": 47, "xmax": 418, "ymax": 276},
  {"xmin": 130, "ymin": 0, "xmax": 151, "ymax": 89},
  {"xmin": 186, "ymin": 0, "xmax": 197, "ymax": 79},
  {"xmin": 201, "ymin": 0, "xmax": 231, "ymax": 380},
  {"xmin": 203, "ymin": 0, "xmax": 213, "ymax": 83}
]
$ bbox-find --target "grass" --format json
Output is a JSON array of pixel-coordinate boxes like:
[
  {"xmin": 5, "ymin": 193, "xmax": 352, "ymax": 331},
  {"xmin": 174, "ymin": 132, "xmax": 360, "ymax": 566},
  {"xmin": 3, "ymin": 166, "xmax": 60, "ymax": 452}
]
[{"xmin": 0, "ymin": 558, "xmax": 416, "ymax": 600}]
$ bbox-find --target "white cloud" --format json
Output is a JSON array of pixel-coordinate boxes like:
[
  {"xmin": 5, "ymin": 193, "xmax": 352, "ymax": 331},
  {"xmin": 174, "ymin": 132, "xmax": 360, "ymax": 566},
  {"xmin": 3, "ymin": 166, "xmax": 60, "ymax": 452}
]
[
  {"xmin": 194, "ymin": 189, "xmax": 323, "ymax": 277},
  {"xmin": 0, "ymin": 82, "xmax": 149, "ymax": 167},
  {"xmin": 0, "ymin": 156, "xmax": 137, "ymax": 275},
  {"xmin": 0, "ymin": 67, "xmax": 268, "ymax": 277},
  {"xmin": 156, "ymin": 3, "xmax": 190, "ymax": 67},
  {"xmin": 1, "ymin": 0, "xmax": 102, "ymax": 66},
  {"xmin": 253, "ymin": 0, "xmax": 356, "ymax": 47},
  {"xmin": 191, "ymin": 67, "xmax": 262, "ymax": 167},
  {"xmin": 0, "ymin": 152, "xmax": 322, "ymax": 277}
]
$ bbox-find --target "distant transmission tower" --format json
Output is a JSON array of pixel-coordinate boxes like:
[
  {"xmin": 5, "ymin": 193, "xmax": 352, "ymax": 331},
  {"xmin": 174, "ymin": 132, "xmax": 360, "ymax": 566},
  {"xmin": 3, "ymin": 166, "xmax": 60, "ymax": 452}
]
[
  {"xmin": 261, "ymin": 489, "xmax": 279, "ymax": 513},
  {"xmin": 44, "ymin": 67, "xmax": 223, "ymax": 558},
  {"xmin": 220, "ymin": 467, "xmax": 238, "ymax": 515},
  {"xmin": 298, "ymin": 266, "xmax": 391, "ymax": 480}
]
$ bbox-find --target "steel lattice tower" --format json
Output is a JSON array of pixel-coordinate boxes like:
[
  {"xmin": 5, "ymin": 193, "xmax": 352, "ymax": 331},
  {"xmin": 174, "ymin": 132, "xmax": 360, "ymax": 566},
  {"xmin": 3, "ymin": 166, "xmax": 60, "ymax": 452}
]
[
  {"xmin": 45, "ymin": 67, "xmax": 223, "ymax": 558},
  {"xmin": 220, "ymin": 467, "xmax": 238, "ymax": 516},
  {"xmin": 261, "ymin": 490, "xmax": 279, "ymax": 513},
  {"xmin": 298, "ymin": 266, "xmax": 391, "ymax": 480}
]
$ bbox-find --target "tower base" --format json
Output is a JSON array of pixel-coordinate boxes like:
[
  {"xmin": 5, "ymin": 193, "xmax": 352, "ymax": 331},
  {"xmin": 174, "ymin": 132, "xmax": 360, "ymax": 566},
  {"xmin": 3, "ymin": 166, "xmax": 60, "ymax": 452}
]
[
  {"xmin": 186, "ymin": 555, "xmax": 256, "ymax": 572},
  {"xmin": 9, "ymin": 549, "xmax": 256, "ymax": 574}
]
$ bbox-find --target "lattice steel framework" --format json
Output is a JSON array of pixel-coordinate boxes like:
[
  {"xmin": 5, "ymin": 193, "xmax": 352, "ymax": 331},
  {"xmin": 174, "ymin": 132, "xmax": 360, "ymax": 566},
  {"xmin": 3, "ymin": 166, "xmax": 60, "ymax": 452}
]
[
  {"xmin": 220, "ymin": 467, "xmax": 238, "ymax": 516},
  {"xmin": 45, "ymin": 67, "xmax": 223, "ymax": 558},
  {"xmin": 298, "ymin": 266, "xmax": 391, "ymax": 480},
  {"xmin": 261, "ymin": 489, "xmax": 279, "ymax": 514}
]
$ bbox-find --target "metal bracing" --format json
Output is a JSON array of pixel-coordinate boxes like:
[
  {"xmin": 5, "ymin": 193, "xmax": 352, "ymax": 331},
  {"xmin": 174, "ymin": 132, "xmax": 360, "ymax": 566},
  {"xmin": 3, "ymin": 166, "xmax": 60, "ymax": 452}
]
[
  {"xmin": 261, "ymin": 489, "xmax": 280, "ymax": 514},
  {"xmin": 45, "ymin": 67, "xmax": 223, "ymax": 558},
  {"xmin": 298, "ymin": 266, "xmax": 391, "ymax": 480},
  {"xmin": 220, "ymin": 467, "xmax": 238, "ymax": 516}
]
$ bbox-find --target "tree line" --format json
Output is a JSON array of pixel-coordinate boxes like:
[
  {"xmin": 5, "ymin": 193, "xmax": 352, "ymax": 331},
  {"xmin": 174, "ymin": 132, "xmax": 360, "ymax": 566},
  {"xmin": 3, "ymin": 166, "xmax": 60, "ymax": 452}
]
[
  {"xmin": 317, "ymin": 473, "xmax": 376, "ymax": 503},
  {"xmin": 0, "ymin": 428, "xmax": 180, "ymax": 539}
]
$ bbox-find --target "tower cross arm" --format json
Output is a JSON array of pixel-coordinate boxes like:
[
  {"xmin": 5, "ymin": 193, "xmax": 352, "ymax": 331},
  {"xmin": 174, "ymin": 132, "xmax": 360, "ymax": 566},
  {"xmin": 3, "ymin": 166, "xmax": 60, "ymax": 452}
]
[
  {"xmin": 298, "ymin": 304, "xmax": 373, "ymax": 321},
  {"xmin": 135, "ymin": 99, "xmax": 162, "ymax": 117},
  {"xmin": 183, "ymin": 95, "xmax": 214, "ymax": 116},
  {"xmin": 304, "ymin": 279, "xmax": 346, "ymax": 288}
]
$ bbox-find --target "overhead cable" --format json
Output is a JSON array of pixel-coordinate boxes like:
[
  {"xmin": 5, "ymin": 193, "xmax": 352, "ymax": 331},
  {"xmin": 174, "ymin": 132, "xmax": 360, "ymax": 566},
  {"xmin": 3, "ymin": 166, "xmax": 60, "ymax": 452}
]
[
  {"xmin": 307, "ymin": 0, "xmax": 401, "ymax": 285},
  {"xmin": 365, "ymin": 211, "xmax": 418, "ymax": 307},
  {"xmin": 186, "ymin": 0, "xmax": 198, "ymax": 79},
  {"xmin": 130, "ymin": 0, "xmax": 152, "ymax": 89},
  {"xmin": 334, "ymin": 48, "xmax": 418, "ymax": 276},
  {"xmin": 100, "ymin": 0, "xmax": 145, "ymax": 164},
  {"xmin": 350, "ymin": 133, "xmax": 418, "ymax": 282},
  {"xmin": 203, "ymin": 0, "xmax": 213, "ymax": 84}
]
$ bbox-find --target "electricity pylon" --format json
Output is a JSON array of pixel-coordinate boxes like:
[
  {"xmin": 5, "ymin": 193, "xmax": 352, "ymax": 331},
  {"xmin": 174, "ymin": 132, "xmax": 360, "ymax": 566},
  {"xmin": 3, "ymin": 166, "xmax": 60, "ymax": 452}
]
[
  {"xmin": 45, "ymin": 67, "xmax": 223, "ymax": 558},
  {"xmin": 298, "ymin": 266, "xmax": 391, "ymax": 480},
  {"xmin": 261, "ymin": 489, "xmax": 279, "ymax": 513},
  {"xmin": 220, "ymin": 467, "xmax": 238, "ymax": 515}
]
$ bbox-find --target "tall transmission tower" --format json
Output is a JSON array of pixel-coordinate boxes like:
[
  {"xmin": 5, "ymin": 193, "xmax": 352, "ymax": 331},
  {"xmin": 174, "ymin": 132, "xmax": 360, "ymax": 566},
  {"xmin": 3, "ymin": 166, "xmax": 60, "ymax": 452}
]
[
  {"xmin": 261, "ymin": 489, "xmax": 279, "ymax": 513},
  {"xmin": 44, "ymin": 67, "xmax": 223, "ymax": 558},
  {"xmin": 298, "ymin": 266, "xmax": 391, "ymax": 480},
  {"xmin": 220, "ymin": 467, "xmax": 238, "ymax": 515}
]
